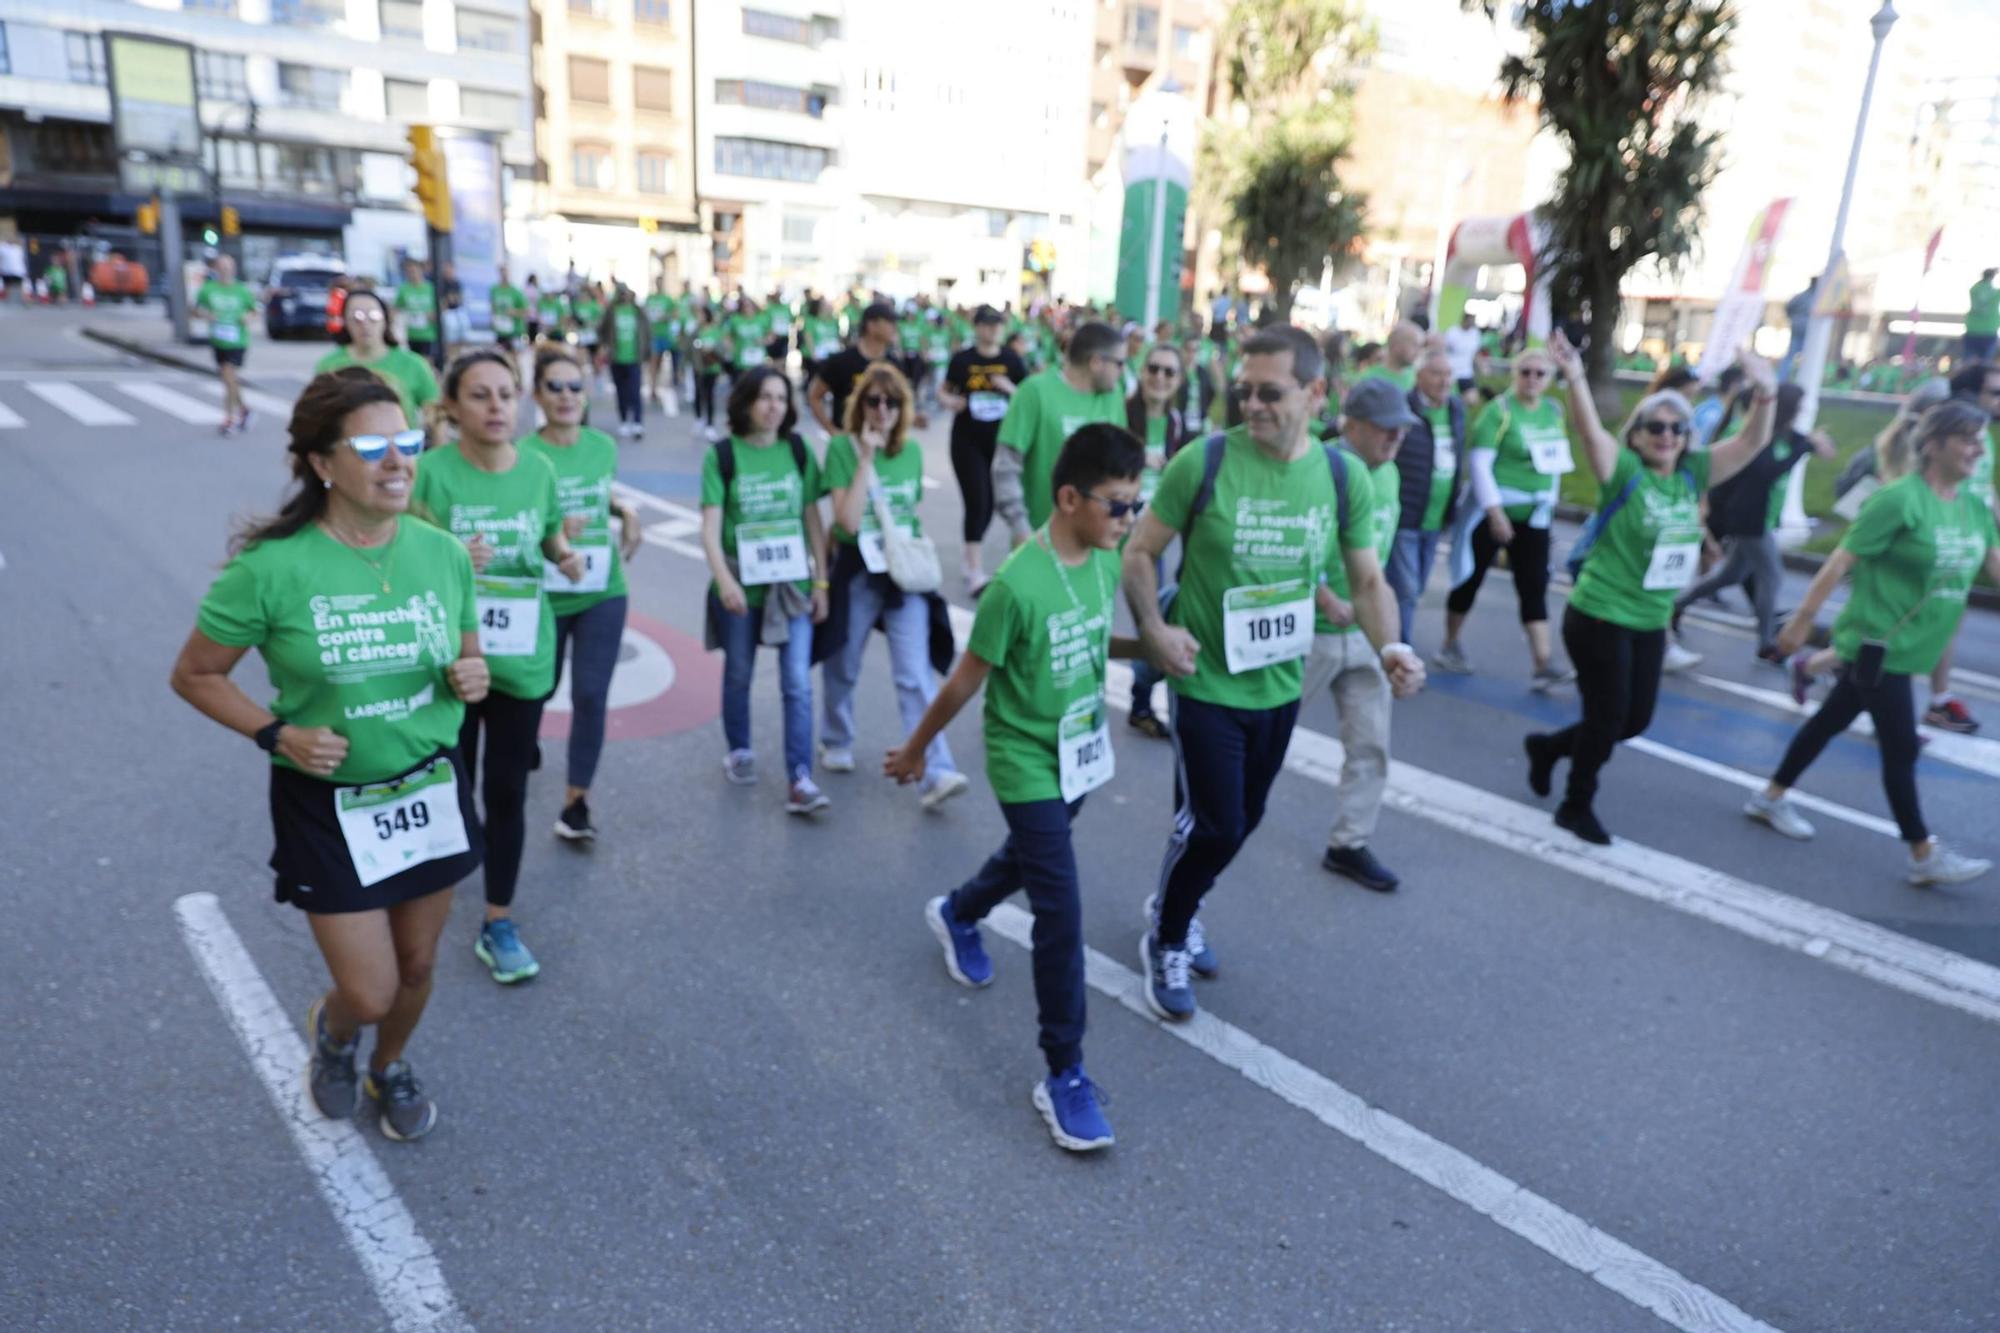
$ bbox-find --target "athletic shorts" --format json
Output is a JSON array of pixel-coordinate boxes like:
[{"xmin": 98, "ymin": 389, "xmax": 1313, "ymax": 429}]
[
  {"xmin": 267, "ymin": 747, "xmax": 484, "ymax": 915},
  {"xmin": 213, "ymin": 346, "xmax": 246, "ymax": 367}
]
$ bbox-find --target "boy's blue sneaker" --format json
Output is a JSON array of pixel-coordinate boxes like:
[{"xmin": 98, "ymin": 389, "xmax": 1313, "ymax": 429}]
[
  {"xmin": 1032, "ymin": 1065, "xmax": 1114, "ymax": 1152},
  {"xmin": 1142, "ymin": 893, "xmax": 1216, "ymax": 978},
  {"xmin": 926, "ymin": 895, "xmax": 992, "ymax": 988},
  {"xmin": 1140, "ymin": 932, "xmax": 1197, "ymax": 1022},
  {"xmin": 474, "ymin": 918, "xmax": 540, "ymax": 984}
]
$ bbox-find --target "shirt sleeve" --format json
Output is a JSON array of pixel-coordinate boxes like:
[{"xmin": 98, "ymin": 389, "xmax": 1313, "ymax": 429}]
[
  {"xmin": 823, "ymin": 436, "xmax": 857, "ymax": 493},
  {"xmin": 1149, "ymin": 434, "xmax": 1203, "ymax": 535},
  {"xmin": 408, "ymin": 357, "xmax": 439, "ymax": 410},
  {"xmin": 699, "ymin": 446, "xmax": 724, "ymax": 509},
  {"xmin": 965, "ymin": 575, "xmax": 1018, "ymax": 668},
  {"xmin": 1337, "ymin": 454, "xmax": 1374, "ymax": 551},
  {"xmin": 1838, "ymin": 482, "xmax": 1908, "ymax": 560},
  {"xmin": 539, "ymin": 462, "xmax": 563, "ymax": 543},
  {"xmin": 450, "ymin": 540, "xmax": 477, "ymax": 635},
  {"xmin": 1598, "ymin": 449, "xmax": 1640, "ymax": 506},
  {"xmin": 195, "ymin": 551, "xmax": 269, "ymax": 647},
  {"xmin": 996, "ymin": 375, "xmax": 1040, "ymax": 454}
]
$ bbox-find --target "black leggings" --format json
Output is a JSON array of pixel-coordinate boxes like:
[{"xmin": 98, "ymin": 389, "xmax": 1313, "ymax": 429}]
[
  {"xmin": 1447, "ymin": 518, "xmax": 1551, "ymax": 623},
  {"xmin": 1773, "ymin": 666, "xmax": 1927, "ymax": 844},
  {"xmin": 695, "ymin": 369, "xmax": 720, "ymax": 424},
  {"xmin": 458, "ymin": 690, "xmax": 545, "ymax": 909},
  {"xmin": 951, "ymin": 433, "xmax": 997, "ymax": 544},
  {"xmin": 1546, "ymin": 606, "xmax": 1664, "ymax": 806}
]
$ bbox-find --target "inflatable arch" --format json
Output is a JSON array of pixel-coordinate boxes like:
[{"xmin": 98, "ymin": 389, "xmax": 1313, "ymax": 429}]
[{"xmin": 1430, "ymin": 212, "xmax": 1553, "ymax": 346}]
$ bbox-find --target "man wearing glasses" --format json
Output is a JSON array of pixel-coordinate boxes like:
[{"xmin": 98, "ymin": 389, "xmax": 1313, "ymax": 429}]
[
  {"xmin": 993, "ymin": 321, "xmax": 1128, "ymax": 547},
  {"xmin": 1122, "ymin": 326, "xmax": 1426, "ymax": 1022}
]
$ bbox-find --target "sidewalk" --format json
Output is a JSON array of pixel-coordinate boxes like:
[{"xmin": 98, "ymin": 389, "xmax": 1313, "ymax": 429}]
[{"xmin": 83, "ymin": 312, "xmax": 339, "ymax": 388}]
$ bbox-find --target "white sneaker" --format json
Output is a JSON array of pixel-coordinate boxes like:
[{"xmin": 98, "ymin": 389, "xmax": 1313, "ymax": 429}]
[
  {"xmin": 919, "ymin": 770, "xmax": 970, "ymax": 809},
  {"xmin": 723, "ymin": 749, "xmax": 757, "ymax": 786},
  {"xmin": 1663, "ymin": 642, "xmax": 1704, "ymax": 674},
  {"xmin": 1743, "ymin": 793, "xmax": 1815, "ymax": 840},
  {"xmin": 786, "ymin": 773, "xmax": 832, "ymax": 816},
  {"xmin": 1907, "ymin": 842, "xmax": 1992, "ymax": 887},
  {"xmin": 818, "ymin": 744, "xmax": 856, "ymax": 773}
]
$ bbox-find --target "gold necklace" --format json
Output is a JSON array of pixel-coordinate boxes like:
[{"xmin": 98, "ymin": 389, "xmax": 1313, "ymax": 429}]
[{"xmin": 322, "ymin": 518, "xmax": 399, "ymax": 593}]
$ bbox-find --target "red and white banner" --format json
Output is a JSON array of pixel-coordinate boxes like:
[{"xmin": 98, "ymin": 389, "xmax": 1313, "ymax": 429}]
[{"xmin": 1697, "ymin": 198, "xmax": 1791, "ymax": 382}]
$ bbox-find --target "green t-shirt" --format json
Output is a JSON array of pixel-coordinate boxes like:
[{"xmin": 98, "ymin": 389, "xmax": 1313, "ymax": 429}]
[
  {"xmin": 1967, "ymin": 280, "xmax": 2000, "ymax": 336},
  {"xmin": 195, "ymin": 280, "xmax": 256, "ymax": 350},
  {"xmin": 644, "ymin": 292, "xmax": 672, "ymax": 330},
  {"xmin": 1969, "ymin": 425, "xmax": 1996, "ymax": 502},
  {"xmin": 728, "ymin": 313, "xmax": 767, "ymax": 369},
  {"xmin": 1568, "ymin": 449, "xmax": 1711, "ymax": 632},
  {"xmin": 841, "ymin": 302, "xmax": 865, "ymax": 340},
  {"xmin": 1474, "ymin": 393, "xmax": 1569, "ymax": 520},
  {"xmin": 312, "ymin": 345, "xmax": 439, "ymax": 428},
  {"xmin": 489, "ymin": 284, "xmax": 525, "ymax": 337},
  {"xmin": 537, "ymin": 293, "xmax": 567, "ymax": 325},
  {"xmin": 520, "ymin": 427, "xmax": 628, "ymax": 617},
  {"xmin": 609, "ymin": 305, "xmax": 644, "ymax": 364},
  {"xmin": 195, "ymin": 520, "xmax": 476, "ymax": 785},
  {"xmin": 1316, "ymin": 451, "xmax": 1398, "ymax": 636},
  {"xmin": 698, "ymin": 436, "xmax": 824, "ymax": 608},
  {"xmin": 409, "ymin": 443, "xmax": 564, "ymax": 699},
  {"xmin": 571, "ymin": 298, "xmax": 604, "ymax": 342},
  {"xmin": 1832, "ymin": 473, "xmax": 1996, "ymax": 675},
  {"xmin": 1419, "ymin": 401, "xmax": 1457, "ymax": 532},
  {"xmin": 1152, "ymin": 427, "xmax": 1372, "ymax": 709},
  {"xmin": 1139, "ymin": 414, "xmax": 1169, "ymax": 504},
  {"xmin": 1356, "ymin": 364, "xmax": 1416, "ymax": 392},
  {"xmin": 822, "ymin": 434, "xmax": 924, "ymax": 547},
  {"xmin": 396, "ymin": 282, "xmax": 436, "ymax": 339},
  {"xmin": 804, "ymin": 316, "xmax": 843, "ymax": 360},
  {"xmin": 995, "ymin": 370, "xmax": 1124, "ymax": 529},
  {"xmin": 966, "ymin": 534, "xmax": 1120, "ymax": 805}
]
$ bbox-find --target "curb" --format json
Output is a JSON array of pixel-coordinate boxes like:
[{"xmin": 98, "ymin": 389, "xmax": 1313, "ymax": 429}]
[{"xmin": 82, "ymin": 326, "xmax": 278, "ymax": 392}]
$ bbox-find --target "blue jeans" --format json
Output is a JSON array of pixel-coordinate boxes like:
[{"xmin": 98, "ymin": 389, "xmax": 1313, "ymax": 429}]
[
  {"xmin": 820, "ymin": 569, "xmax": 956, "ymax": 775},
  {"xmin": 715, "ymin": 593, "xmax": 814, "ymax": 780},
  {"xmin": 611, "ymin": 360, "xmax": 643, "ymax": 424},
  {"xmin": 1154, "ymin": 692, "xmax": 1298, "ymax": 949},
  {"xmin": 553, "ymin": 594, "xmax": 627, "ymax": 790},
  {"xmin": 949, "ymin": 797, "xmax": 1087, "ymax": 1074},
  {"xmin": 1386, "ymin": 528, "xmax": 1442, "ymax": 647}
]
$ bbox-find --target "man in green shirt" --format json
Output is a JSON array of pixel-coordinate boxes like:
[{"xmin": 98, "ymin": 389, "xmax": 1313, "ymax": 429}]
[
  {"xmin": 1355, "ymin": 319, "xmax": 1421, "ymax": 392},
  {"xmin": 489, "ymin": 267, "xmax": 525, "ymax": 352},
  {"xmin": 194, "ymin": 254, "xmax": 257, "ymax": 434},
  {"xmin": 993, "ymin": 321, "xmax": 1126, "ymax": 543},
  {"xmin": 1384, "ymin": 349, "xmax": 1464, "ymax": 644},
  {"xmin": 644, "ymin": 281, "xmax": 676, "ymax": 405},
  {"xmin": 395, "ymin": 258, "xmax": 437, "ymax": 364},
  {"xmin": 1965, "ymin": 268, "xmax": 1999, "ymax": 363},
  {"xmin": 1122, "ymin": 325, "xmax": 1426, "ymax": 1021},
  {"xmin": 599, "ymin": 285, "xmax": 652, "ymax": 437}
]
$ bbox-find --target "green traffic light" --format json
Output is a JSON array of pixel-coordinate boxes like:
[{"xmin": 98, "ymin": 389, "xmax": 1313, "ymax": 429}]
[{"xmin": 202, "ymin": 227, "xmax": 220, "ymax": 244}]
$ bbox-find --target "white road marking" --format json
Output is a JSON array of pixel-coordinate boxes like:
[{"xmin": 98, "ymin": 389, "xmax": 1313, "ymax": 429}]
[
  {"xmin": 1621, "ymin": 736, "xmax": 1902, "ymax": 839},
  {"xmin": 118, "ymin": 380, "xmax": 226, "ymax": 424},
  {"xmin": 981, "ymin": 901, "xmax": 1779, "ymax": 1333},
  {"xmin": 173, "ymin": 893, "xmax": 471, "ymax": 1333},
  {"xmin": 27, "ymin": 380, "xmax": 136, "ymax": 425},
  {"xmin": 192, "ymin": 378, "xmax": 299, "ymax": 418},
  {"xmin": 0, "ymin": 396, "xmax": 24, "ymax": 428},
  {"xmin": 1691, "ymin": 672, "xmax": 2000, "ymax": 781}
]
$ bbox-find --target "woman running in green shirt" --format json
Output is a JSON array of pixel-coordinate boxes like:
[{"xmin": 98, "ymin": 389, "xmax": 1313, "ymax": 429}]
[{"xmin": 313, "ymin": 289, "xmax": 440, "ymax": 432}]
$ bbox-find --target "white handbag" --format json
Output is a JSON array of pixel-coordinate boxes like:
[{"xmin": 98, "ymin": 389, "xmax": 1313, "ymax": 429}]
[{"xmin": 869, "ymin": 483, "xmax": 942, "ymax": 593}]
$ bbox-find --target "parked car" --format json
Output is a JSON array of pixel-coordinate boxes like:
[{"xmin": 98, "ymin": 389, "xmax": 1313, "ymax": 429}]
[
  {"xmin": 87, "ymin": 250, "xmax": 150, "ymax": 302},
  {"xmin": 264, "ymin": 256, "xmax": 346, "ymax": 339}
]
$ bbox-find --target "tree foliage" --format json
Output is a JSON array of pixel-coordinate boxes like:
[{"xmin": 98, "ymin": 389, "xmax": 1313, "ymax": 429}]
[
  {"xmin": 1220, "ymin": 0, "xmax": 1371, "ymax": 129},
  {"xmin": 1229, "ymin": 124, "xmax": 1368, "ymax": 320},
  {"xmin": 1463, "ymin": 0, "xmax": 1736, "ymax": 382}
]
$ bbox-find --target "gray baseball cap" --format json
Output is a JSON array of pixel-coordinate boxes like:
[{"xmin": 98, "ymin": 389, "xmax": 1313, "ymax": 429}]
[{"xmin": 1343, "ymin": 377, "xmax": 1420, "ymax": 430}]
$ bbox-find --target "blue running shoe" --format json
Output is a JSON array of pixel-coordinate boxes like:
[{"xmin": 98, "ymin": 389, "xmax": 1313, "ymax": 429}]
[
  {"xmin": 1140, "ymin": 931, "xmax": 1196, "ymax": 1022},
  {"xmin": 926, "ymin": 895, "xmax": 992, "ymax": 987},
  {"xmin": 1142, "ymin": 893, "xmax": 1216, "ymax": 978},
  {"xmin": 474, "ymin": 918, "xmax": 540, "ymax": 984},
  {"xmin": 1032, "ymin": 1065, "xmax": 1114, "ymax": 1152}
]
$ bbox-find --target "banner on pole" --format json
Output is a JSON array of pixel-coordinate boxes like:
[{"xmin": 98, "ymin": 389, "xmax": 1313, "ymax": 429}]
[
  {"xmin": 442, "ymin": 136, "xmax": 503, "ymax": 333},
  {"xmin": 1696, "ymin": 198, "xmax": 1790, "ymax": 381}
]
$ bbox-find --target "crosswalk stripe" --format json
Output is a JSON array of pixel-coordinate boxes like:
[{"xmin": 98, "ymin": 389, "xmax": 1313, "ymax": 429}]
[
  {"xmin": 0, "ymin": 397, "xmax": 24, "ymax": 428},
  {"xmin": 26, "ymin": 381, "xmax": 136, "ymax": 426},
  {"xmin": 1691, "ymin": 672, "xmax": 2000, "ymax": 781},
  {"xmin": 192, "ymin": 380, "xmax": 296, "ymax": 418},
  {"xmin": 118, "ymin": 381, "xmax": 225, "ymax": 425}
]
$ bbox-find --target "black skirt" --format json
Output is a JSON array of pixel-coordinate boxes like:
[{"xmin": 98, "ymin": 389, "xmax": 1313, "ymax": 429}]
[{"xmin": 268, "ymin": 747, "xmax": 485, "ymax": 915}]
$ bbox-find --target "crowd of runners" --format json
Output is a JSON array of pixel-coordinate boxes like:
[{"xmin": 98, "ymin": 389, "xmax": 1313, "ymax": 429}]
[{"xmin": 168, "ymin": 274, "xmax": 2000, "ymax": 1153}]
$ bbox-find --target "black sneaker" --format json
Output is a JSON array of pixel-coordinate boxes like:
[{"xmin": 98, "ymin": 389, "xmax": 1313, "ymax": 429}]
[
  {"xmin": 1321, "ymin": 844, "xmax": 1400, "ymax": 892},
  {"xmin": 1524, "ymin": 733, "xmax": 1557, "ymax": 798},
  {"xmin": 304, "ymin": 994, "xmax": 358, "ymax": 1119},
  {"xmin": 1554, "ymin": 802, "xmax": 1612, "ymax": 846},
  {"xmin": 553, "ymin": 797, "xmax": 595, "ymax": 842},
  {"xmin": 363, "ymin": 1060, "xmax": 438, "ymax": 1142},
  {"xmin": 1127, "ymin": 712, "xmax": 1170, "ymax": 741}
]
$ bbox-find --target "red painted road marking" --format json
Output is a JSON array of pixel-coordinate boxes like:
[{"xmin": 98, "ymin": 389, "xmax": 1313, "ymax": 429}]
[{"xmin": 541, "ymin": 610, "xmax": 718, "ymax": 742}]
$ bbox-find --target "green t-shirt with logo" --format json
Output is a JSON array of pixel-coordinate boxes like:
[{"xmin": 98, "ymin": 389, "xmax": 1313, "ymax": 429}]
[
  {"xmin": 571, "ymin": 297, "xmax": 604, "ymax": 342},
  {"xmin": 1474, "ymin": 392, "xmax": 1569, "ymax": 520},
  {"xmin": 1419, "ymin": 400, "xmax": 1457, "ymax": 531},
  {"xmin": 489, "ymin": 284, "xmax": 525, "ymax": 338},
  {"xmin": 537, "ymin": 293, "xmax": 568, "ymax": 326},
  {"xmin": 1833, "ymin": 473, "xmax": 1997, "ymax": 675},
  {"xmin": 728, "ymin": 313, "xmax": 767, "ymax": 369},
  {"xmin": 1316, "ymin": 451, "xmax": 1398, "ymax": 636},
  {"xmin": 966, "ymin": 535, "xmax": 1120, "ymax": 805},
  {"xmin": 804, "ymin": 316, "xmax": 843, "ymax": 361},
  {"xmin": 698, "ymin": 436, "xmax": 824, "ymax": 608},
  {"xmin": 195, "ymin": 520, "xmax": 476, "ymax": 785},
  {"xmin": 822, "ymin": 434, "xmax": 924, "ymax": 547},
  {"xmin": 1568, "ymin": 448, "xmax": 1711, "ymax": 632},
  {"xmin": 396, "ymin": 282, "xmax": 436, "ymax": 339},
  {"xmin": 312, "ymin": 345, "xmax": 439, "ymax": 428},
  {"xmin": 520, "ymin": 427, "xmax": 627, "ymax": 617},
  {"xmin": 409, "ymin": 444, "xmax": 564, "ymax": 699},
  {"xmin": 1967, "ymin": 280, "xmax": 2000, "ymax": 337},
  {"xmin": 609, "ymin": 305, "xmax": 644, "ymax": 364},
  {"xmin": 644, "ymin": 292, "xmax": 673, "ymax": 331},
  {"xmin": 995, "ymin": 370, "xmax": 1125, "ymax": 529},
  {"xmin": 195, "ymin": 280, "xmax": 256, "ymax": 350},
  {"xmin": 1152, "ymin": 427, "xmax": 1372, "ymax": 709}
]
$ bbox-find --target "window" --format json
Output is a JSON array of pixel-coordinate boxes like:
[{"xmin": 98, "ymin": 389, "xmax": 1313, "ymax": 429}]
[
  {"xmin": 571, "ymin": 143, "xmax": 613, "ymax": 190},
  {"xmin": 262, "ymin": 142, "xmax": 347, "ymax": 196},
  {"xmin": 183, "ymin": 0, "xmax": 242, "ymax": 16},
  {"xmin": 0, "ymin": 26, "xmax": 10, "ymax": 76},
  {"xmin": 714, "ymin": 136, "xmax": 828, "ymax": 183},
  {"xmin": 456, "ymin": 9, "xmax": 518, "ymax": 51},
  {"xmin": 633, "ymin": 66, "xmax": 673, "ymax": 112},
  {"xmin": 66, "ymin": 31, "xmax": 107, "ymax": 85},
  {"xmin": 279, "ymin": 63, "xmax": 346, "ymax": 111},
  {"xmin": 635, "ymin": 151, "xmax": 672, "ymax": 194},
  {"xmin": 1089, "ymin": 100, "xmax": 1108, "ymax": 126},
  {"xmin": 196, "ymin": 51, "xmax": 248, "ymax": 101},
  {"xmin": 1172, "ymin": 23, "xmax": 1199, "ymax": 57},
  {"xmin": 1093, "ymin": 40, "xmax": 1109, "ymax": 66},
  {"xmin": 634, "ymin": 0, "xmax": 671, "ymax": 24},
  {"xmin": 568, "ymin": 57, "xmax": 610, "ymax": 104},
  {"xmin": 461, "ymin": 88, "xmax": 520, "ymax": 124},
  {"xmin": 1125, "ymin": 4, "xmax": 1159, "ymax": 48},
  {"xmin": 782, "ymin": 213, "xmax": 817, "ymax": 246},
  {"xmin": 379, "ymin": 0, "xmax": 424, "ymax": 39},
  {"xmin": 742, "ymin": 8, "xmax": 810, "ymax": 43},
  {"xmin": 713, "ymin": 79, "xmax": 825, "ymax": 116},
  {"xmin": 270, "ymin": 0, "xmax": 346, "ymax": 29},
  {"xmin": 568, "ymin": 0, "xmax": 606, "ymax": 16},
  {"xmin": 209, "ymin": 136, "xmax": 260, "ymax": 186},
  {"xmin": 384, "ymin": 78, "xmax": 430, "ymax": 118}
]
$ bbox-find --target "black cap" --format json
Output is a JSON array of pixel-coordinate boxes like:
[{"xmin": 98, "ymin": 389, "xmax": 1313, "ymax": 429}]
[
  {"xmin": 862, "ymin": 302, "xmax": 897, "ymax": 327},
  {"xmin": 974, "ymin": 305, "xmax": 1004, "ymax": 326}
]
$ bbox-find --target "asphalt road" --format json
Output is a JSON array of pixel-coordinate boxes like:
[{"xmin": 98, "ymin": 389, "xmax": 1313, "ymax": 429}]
[{"xmin": 4, "ymin": 304, "xmax": 1998, "ymax": 1333}]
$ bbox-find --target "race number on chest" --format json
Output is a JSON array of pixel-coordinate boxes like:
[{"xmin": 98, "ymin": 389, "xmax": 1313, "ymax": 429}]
[
  {"xmin": 737, "ymin": 520, "xmax": 809, "ymax": 585},
  {"xmin": 1222, "ymin": 579, "xmax": 1314, "ymax": 673}
]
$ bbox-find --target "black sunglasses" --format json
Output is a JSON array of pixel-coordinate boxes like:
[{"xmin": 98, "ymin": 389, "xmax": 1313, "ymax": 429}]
[
  {"xmin": 1082, "ymin": 491, "xmax": 1145, "ymax": 520},
  {"xmin": 541, "ymin": 379, "xmax": 585, "ymax": 394},
  {"xmin": 1145, "ymin": 364, "xmax": 1180, "ymax": 378},
  {"xmin": 1231, "ymin": 383, "xmax": 1290, "ymax": 405},
  {"xmin": 1639, "ymin": 419, "xmax": 1689, "ymax": 437},
  {"xmin": 861, "ymin": 394, "xmax": 899, "ymax": 410},
  {"xmin": 1516, "ymin": 367, "xmax": 1550, "ymax": 379}
]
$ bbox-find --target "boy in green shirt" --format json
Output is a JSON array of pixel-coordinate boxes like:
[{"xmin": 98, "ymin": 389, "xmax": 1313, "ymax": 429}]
[
  {"xmin": 888, "ymin": 423, "xmax": 1146, "ymax": 1154},
  {"xmin": 194, "ymin": 254, "xmax": 257, "ymax": 434}
]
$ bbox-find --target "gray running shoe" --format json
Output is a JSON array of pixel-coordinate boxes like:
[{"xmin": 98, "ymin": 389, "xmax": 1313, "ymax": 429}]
[
  {"xmin": 1744, "ymin": 793, "xmax": 1815, "ymax": 841},
  {"xmin": 1432, "ymin": 643, "xmax": 1473, "ymax": 675},
  {"xmin": 818, "ymin": 744, "xmax": 856, "ymax": 773},
  {"xmin": 1907, "ymin": 843, "xmax": 1992, "ymax": 888},
  {"xmin": 364, "ymin": 1060, "xmax": 439, "ymax": 1142},
  {"xmin": 304, "ymin": 994, "xmax": 359, "ymax": 1119},
  {"xmin": 1530, "ymin": 664, "xmax": 1576, "ymax": 693},
  {"xmin": 723, "ymin": 748, "xmax": 757, "ymax": 786}
]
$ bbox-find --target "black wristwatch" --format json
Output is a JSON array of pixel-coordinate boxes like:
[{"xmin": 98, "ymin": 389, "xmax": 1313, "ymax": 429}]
[{"xmin": 254, "ymin": 719, "xmax": 285, "ymax": 753}]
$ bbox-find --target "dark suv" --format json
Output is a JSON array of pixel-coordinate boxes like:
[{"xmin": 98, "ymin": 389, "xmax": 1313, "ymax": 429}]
[{"xmin": 264, "ymin": 258, "xmax": 345, "ymax": 338}]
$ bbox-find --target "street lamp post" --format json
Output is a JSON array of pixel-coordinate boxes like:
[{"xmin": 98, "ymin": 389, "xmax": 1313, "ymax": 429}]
[{"xmin": 1780, "ymin": 0, "xmax": 1897, "ymax": 544}]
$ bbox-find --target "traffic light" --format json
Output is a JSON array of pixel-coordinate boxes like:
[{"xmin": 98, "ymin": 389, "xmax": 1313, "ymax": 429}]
[
  {"xmin": 406, "ymin": 125, "xmax": 453, "ymax": 232},
  {"xmin": 136, "ymin": 198, "xmax": 160, "ymax": 235},
  {"xmin": 202, "ymin": 227, "xmax": 220, "ymax": 246},
  {"xmin": 221, "ymin": 205, "xmax": 240, "ymax": 238}
]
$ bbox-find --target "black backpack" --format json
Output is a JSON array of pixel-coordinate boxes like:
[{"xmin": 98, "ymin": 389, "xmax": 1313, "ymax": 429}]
[
  {"xmin": 1172, "ymin": 431, "xmax": 1353, "ymax": 587},
  {"xmin": 716, "ymin": 433, "xmax": 811, "ymax": 500}
]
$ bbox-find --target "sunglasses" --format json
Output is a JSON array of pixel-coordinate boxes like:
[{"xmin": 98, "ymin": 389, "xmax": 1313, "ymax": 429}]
[
  {"xmin": 861, "ymin": 394, "xmax": 899, "ymax": 410},
  {"xmin": 541, "ymin": 379, "xmax": 585, "ymax": 394},
  {"xmin": 1082, "ymin": 490, "xmax": 1145, "ymax": 519},
  {"xmin": 345, "ymin": 307, "xmax": 386, "ymax": 324},
  {"xmin": 1145, "ymin": 364, "xmax": 1180, "ymax": 378},
  {"xmin": 1231, "ymin": 383, "xmax": 1290, "ymax": 405},
  {"xmin": 345, "ymin": 429, "xmax": 426, "ymax": 462},
  {"xmin": 1516, "ymin": 367, "xmax": 1550, "ymax": 379},
  {"xmin": 1639, "ymin": 419, "xmax": 1689, "ymax": 437}
]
